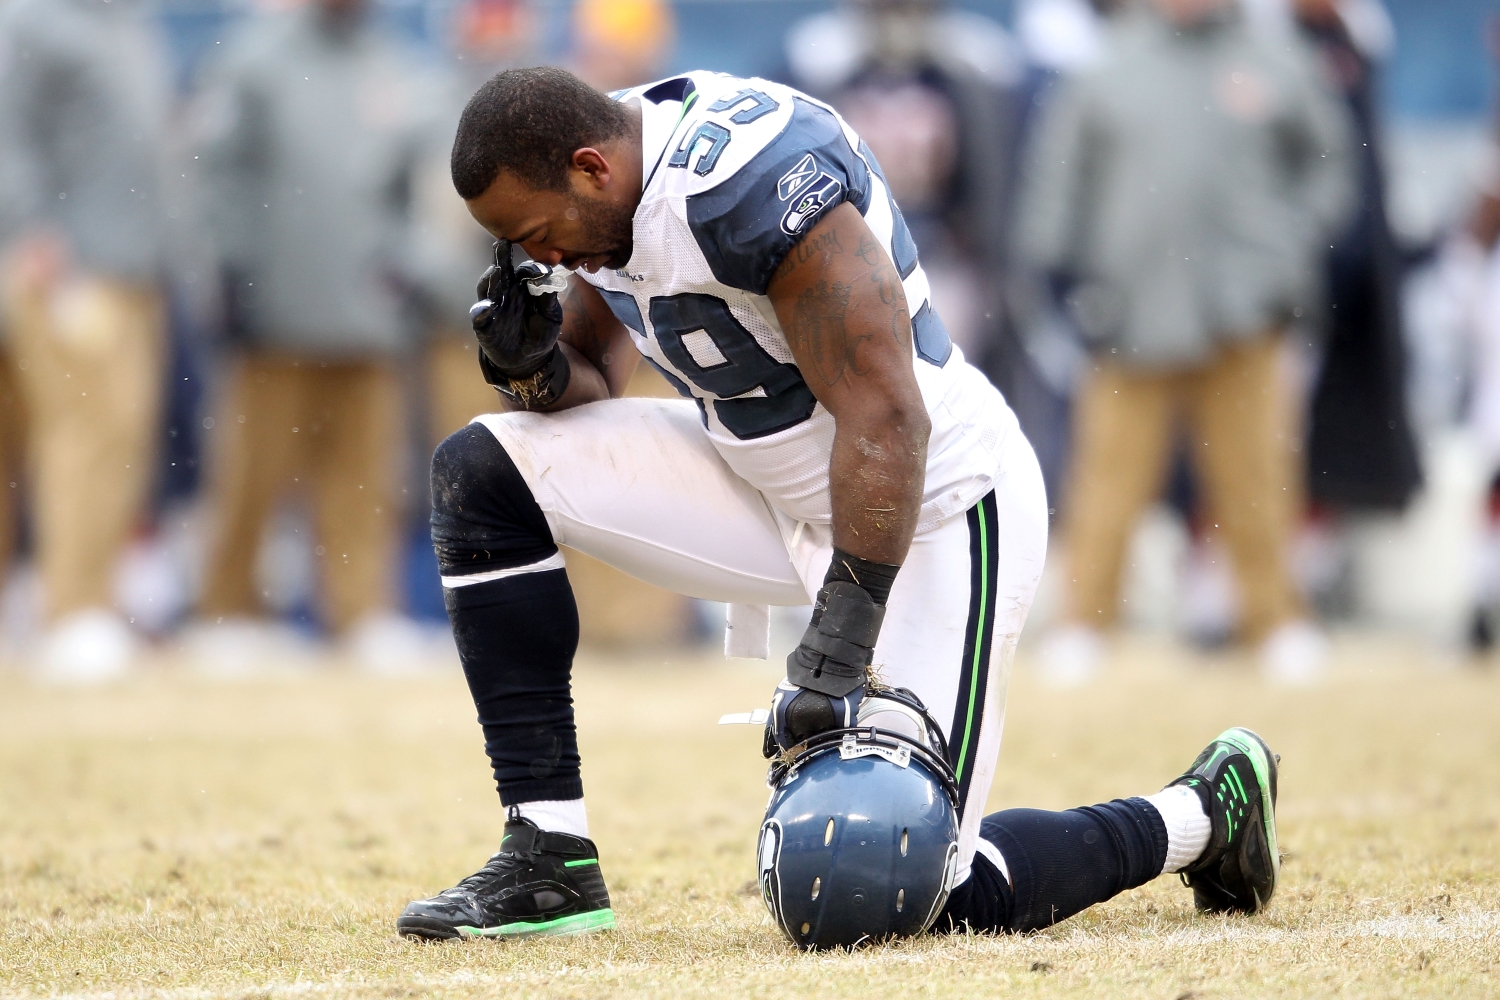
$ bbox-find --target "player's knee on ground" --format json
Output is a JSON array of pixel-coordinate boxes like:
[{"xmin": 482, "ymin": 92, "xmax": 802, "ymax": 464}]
[{"xmin": 430, "ymin": 423, "xmax": 556, "ymax": 577}]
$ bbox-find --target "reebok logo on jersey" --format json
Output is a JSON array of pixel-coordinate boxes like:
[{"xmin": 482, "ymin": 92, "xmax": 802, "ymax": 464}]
[
  {"xmin": 780, "ymin": 173, "xmax": 842, "ymax": 236},
  {"xmin": 777, "ymin": 154, "xmax": 818, "ymax": 201}
]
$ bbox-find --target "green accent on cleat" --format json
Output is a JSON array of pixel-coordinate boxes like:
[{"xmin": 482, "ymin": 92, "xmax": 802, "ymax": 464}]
[
  {"xmin": 456, "ymin": 908, "xmax": 616, "ymax": 939},
  {"xmin": 1214, "ymin": 726, "xmax": 1280, "ymax": 888},
  {"xmin": 1170, "ymin": 726, "xmax": 1280, "ymax": 914},
  {"xmin": 397, "ymin": 809, "xmax": 614, "ymax": 942}
]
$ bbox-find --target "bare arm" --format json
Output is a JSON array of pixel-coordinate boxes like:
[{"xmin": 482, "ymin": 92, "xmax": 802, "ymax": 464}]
[
  {"xmin": 498, "ymin": 274, "xmax": 639, "ymax": 412},
  {"xmin": 768, "ymin": 202, "xmax": 931, "ymax": 566}
]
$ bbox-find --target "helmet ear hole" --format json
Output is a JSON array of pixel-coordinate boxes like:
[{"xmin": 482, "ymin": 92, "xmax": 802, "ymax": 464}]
[
  {"xmin": 900, "ymin": 829, "xmax": 909, "ymax": 856},
  {"xmin": 824, "ymin": 817, "xmax": 835, "ymax": 846}
]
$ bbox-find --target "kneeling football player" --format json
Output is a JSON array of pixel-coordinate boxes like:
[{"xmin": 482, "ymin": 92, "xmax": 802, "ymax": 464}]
[{"xmin": 396, "ymin": 67, "xmax": 1280, "ymax": 943}]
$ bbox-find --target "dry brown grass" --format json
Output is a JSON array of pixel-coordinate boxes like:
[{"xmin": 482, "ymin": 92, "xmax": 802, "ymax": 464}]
[{"xmin": 2, "ymin": 634, "xmax": 1499, "ymax": 998}]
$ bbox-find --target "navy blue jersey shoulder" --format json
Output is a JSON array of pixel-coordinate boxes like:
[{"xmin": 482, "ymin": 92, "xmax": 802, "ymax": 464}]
[{"xmin": 686, "ymin": 98, "xmax": 872, "ymax": 295}]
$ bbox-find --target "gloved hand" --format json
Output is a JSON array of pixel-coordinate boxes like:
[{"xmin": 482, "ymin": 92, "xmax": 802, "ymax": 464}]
[
  {"xmin": 470, "ymin": 239, "xmax": 566, "ymax": 379},
  {"xmin": 764, "ymin": 678, "xmax": 865, "ymax": 757},
  {"xmin": 764, "ymin": 579, "xmax": 886, "ymax": 756}
]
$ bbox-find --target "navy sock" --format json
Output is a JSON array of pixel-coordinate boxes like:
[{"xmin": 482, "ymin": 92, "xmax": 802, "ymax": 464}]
[
  {"xmin": 431, "ymin": 425, "xmax": 582, "ymax": 804},
  {"xmin": 938, "ymin": 797, "xmax": 1168, "ymax": 933}
]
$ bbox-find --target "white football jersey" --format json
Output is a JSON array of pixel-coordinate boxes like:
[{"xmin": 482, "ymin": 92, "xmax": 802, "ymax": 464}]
[{"xmin": 578, "ymin": 71, "xmax": 1021, "ymax": 533}]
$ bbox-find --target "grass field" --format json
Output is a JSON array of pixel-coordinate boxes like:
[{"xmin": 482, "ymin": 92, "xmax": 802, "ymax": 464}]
[{"xmin": 3, "ymin": 635, "xmax": 1499, "ymax": 999}]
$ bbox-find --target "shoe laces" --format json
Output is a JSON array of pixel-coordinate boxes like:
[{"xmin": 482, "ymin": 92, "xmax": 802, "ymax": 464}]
[{"xmin": 450, "ymin": 850, "xmax": 528, "ymax": 895}]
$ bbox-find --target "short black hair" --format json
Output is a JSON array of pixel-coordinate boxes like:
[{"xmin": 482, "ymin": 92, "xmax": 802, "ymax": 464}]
[{"xmin": 451, "ymin": 66, "xmax": 630, "ymax": 199}]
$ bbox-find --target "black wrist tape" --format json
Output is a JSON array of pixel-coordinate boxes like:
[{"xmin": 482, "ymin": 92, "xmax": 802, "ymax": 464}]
[
  {"xmin": 786, "ymin": 581, "xmax": 886, "ymax": 696},
  {"xmin": 823, "ymin": 547, "xmax": 901, "ymax": 607}
]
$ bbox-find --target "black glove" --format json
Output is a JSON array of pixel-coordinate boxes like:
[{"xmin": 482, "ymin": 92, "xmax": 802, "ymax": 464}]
[
  {"xmin": 765, "ymin": 677, "xmax": 865, "ymax": 757},
  {"xmin": 471, "ymin": 237, "xmax": 566, "ymax": 367}
]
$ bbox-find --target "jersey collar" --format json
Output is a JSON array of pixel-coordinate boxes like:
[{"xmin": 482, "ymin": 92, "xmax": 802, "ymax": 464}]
[{"xmin": 616, "ymin": 76, "xmax": 700, "ymax": 192}]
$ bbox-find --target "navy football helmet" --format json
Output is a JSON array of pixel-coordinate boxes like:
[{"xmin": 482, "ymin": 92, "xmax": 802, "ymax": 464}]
[{"xmin": 757, "ymin": 688, "xmax": 960, "ymax": 950}]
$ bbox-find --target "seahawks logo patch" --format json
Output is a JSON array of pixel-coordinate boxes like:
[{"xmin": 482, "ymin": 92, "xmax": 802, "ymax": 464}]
[
  {"xmin": 777, "ymin": 154, "xmax": 817, "ymax": 201},
  {"xmin": 780, "ymin": 173, "xmax": 842, "ymax": 235}
]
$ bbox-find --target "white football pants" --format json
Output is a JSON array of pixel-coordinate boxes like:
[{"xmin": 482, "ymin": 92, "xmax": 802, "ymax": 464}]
[{"xmin": 471, "ymin": 397, "xmax": 1048, "ymax": 882}]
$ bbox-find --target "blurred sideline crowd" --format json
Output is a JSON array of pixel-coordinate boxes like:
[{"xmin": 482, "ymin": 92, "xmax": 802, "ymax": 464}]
[{"xmin": 0, "ymin": 0, "xmax": 1497, "ymax": 685}]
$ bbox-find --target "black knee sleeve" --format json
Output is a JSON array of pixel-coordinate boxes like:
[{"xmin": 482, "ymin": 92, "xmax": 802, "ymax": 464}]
[{"xmin": 430, "ymin": 423, "xmax": 555, "ymax": 576}]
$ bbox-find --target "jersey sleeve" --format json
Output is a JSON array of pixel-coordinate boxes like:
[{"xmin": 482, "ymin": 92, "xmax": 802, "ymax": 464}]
[{"xmin": 685, "ymin": 97, "xmax": 872, "ymax": 296}]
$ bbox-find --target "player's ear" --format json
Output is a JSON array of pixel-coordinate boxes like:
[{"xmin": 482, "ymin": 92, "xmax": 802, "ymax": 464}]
[{"xmin": 570, "ymin": 147, "xmax": 612, "ymax": 190}]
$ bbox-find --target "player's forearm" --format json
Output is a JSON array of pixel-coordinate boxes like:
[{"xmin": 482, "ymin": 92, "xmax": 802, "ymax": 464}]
[
  {"xmin": 495, "ymin": 341, "xmax": 610, "ymax": 413},
  {"xmin": 828, "ymin": 403, "xmax": 929, "ymax": 565}
]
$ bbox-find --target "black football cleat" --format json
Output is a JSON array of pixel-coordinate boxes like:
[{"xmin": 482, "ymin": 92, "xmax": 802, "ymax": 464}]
[
  {"xmin": 1168, "ymin": 727, "xmax": 1281, "ymax": 915},
  {"xmin": 397, "ymin": 808, "xmax": 614, "ymax": 941}
]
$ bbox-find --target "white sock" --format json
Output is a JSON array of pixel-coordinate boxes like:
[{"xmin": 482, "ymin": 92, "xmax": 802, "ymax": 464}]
[
  {"xmin": 1144, "ymin": 785, "xmax": 1211, "ymax": 874},
  {"xmin": 973, "ymin": 837, "xmax": 1012, "ymax": 886},
  {"xmin": 515, "ymin": 798, "xmax": 589, "ymax": 838}
]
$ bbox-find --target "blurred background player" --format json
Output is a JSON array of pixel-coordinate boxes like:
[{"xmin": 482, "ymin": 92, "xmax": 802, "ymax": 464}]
[
  {"xmin": 0, "ymin": 0, "xmax": 172, "ymax": 683},
  {"xmin": 1019, "ymin": 0, "xmax": 1355, "ymax": 684},
  {"xmin": 1291, "ymin": 0, "xmax": 1424, "ymax": 615},
  {"xmin": 783, "ymin": 0, "xmax": 1017, "ymax": 366},
  {"xmin": 415, "ymin": 0, "xmax": 542, "ymax": 447},
  {"xmin": 190, "ymin": 0, "xmax": 443, "ymax": 671},
  {"xmin": 987, "ymin": 0, "xmax": 1125, "ymax": 505}
]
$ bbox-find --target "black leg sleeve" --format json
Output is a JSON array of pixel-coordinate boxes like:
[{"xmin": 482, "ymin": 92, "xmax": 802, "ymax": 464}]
[
  {"xmin": 444, "ymin": 572, "xmax": 582, "ymax": 804},
  {"xmin": 431, "ymin": 425, "xmax": 582, "ymax": 804},
  {"xmin": 937, "ymin": 797, "xmax": 1168, "ymax": 934}
]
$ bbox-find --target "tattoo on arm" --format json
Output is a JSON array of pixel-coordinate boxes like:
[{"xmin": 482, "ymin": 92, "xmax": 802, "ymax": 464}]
[
  {"xmin": 783, "ymin": 228, "xmax": 844, "ymax": 271},
  {"xmin": 777, "ymin": 216, "xmax": 912, "ymax": 388},
  {"xmin": 794, "ymin": 279, "xmax": 862, "ymax": 388},
  {"xmin": 872, "ymin": 265, "xmax": 910, "ymax": 348}
]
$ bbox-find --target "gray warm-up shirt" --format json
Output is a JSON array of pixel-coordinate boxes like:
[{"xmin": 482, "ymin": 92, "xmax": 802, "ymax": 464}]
[
  {"xmin": 1018, "ymin": 8, "xmax": 1355, "ymax": 367},
  {"xmin": 0, "ymin": 0, "xmax": 170, "ymax": 283},
  {"xmin": 196, "ymin": 7, "xmax": 445, "ymax": 357}
]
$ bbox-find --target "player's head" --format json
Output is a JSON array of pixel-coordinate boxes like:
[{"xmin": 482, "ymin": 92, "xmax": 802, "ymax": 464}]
[{"xmin": 453, "ymin": 66, "xmax": 639, "ymax": 273}]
